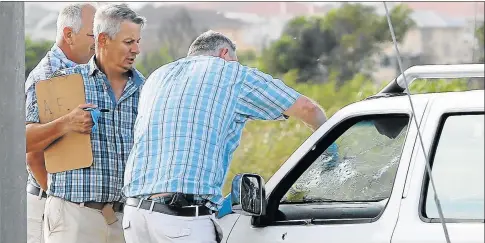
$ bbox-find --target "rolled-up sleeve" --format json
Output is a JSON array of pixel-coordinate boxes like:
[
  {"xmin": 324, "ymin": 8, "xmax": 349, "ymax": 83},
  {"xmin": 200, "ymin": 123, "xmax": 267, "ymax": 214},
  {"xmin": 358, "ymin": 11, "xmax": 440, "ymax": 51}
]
[{"xmin": 237, "ymin": 68, "xmax": 301, "ymax": 120}]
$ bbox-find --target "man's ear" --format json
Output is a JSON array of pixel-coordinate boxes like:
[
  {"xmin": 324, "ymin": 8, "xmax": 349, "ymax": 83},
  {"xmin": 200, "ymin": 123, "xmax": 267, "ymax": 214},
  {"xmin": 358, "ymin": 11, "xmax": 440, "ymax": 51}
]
[
  {"xmin": 62, "ymin": 27, "xmax": 74, "ymax": 45},
  {"xmin": 218, "ymin": 48, "xmax": 228, "ymax": 58},
  {"xmin": 97, "ymin": 33, "xmax": 109, "ymax": 49}
]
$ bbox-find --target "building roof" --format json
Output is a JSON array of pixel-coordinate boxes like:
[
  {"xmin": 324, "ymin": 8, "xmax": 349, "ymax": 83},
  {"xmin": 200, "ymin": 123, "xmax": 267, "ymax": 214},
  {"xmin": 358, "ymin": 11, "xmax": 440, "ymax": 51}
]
[
  {"xmin": 136, "ymin": 4, "xmax": 246, "ymax": 31},
  {"xmin": 411, "ymin": 10, "xmax": 469, "ymax": 28},
  {"xmin": 405, "ymin": 2, "xmax": 484, "ymax": 19},
  {"xmin": 179, "ymin": 2, "xmax": 331, "ymax": 17}
]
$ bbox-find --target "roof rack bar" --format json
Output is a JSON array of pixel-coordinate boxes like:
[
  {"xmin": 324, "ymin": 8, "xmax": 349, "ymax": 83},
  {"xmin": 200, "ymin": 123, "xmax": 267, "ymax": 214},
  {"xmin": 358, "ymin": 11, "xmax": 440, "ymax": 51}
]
[{"xmin": 379, "ymin": 64, "xmax": 485, "ymax": 94}]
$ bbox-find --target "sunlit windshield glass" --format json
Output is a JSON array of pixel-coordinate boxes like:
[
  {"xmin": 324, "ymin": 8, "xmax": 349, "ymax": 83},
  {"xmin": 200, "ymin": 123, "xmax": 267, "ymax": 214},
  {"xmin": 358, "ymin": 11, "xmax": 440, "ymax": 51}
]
[{"xmin": 282, "ymin": 117, "xmax": 409, "ymax": 203}]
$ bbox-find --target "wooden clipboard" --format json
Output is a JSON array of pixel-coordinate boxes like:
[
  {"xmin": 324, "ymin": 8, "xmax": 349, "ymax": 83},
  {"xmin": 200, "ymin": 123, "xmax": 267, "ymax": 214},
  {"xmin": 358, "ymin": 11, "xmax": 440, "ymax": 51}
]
[{"xmin": 35, "ymin": 74, "xmax": 93, "ymax": 173}]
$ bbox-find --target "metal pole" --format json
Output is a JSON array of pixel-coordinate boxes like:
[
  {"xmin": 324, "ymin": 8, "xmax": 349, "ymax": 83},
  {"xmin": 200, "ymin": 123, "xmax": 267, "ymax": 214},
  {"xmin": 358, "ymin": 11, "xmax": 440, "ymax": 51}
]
[{"xmin": 0, "ymin": 2, "xmax": 26, "ymax": 243}]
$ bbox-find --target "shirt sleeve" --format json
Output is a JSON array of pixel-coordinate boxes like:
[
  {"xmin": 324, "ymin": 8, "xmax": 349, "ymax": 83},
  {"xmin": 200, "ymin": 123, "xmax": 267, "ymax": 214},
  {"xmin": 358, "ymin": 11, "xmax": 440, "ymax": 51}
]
[
  {"xmin": 25, "ymin": 77, "xmax": 40, "ymax": 124},
  {"xmin": 236, "ymin": 68, "xmax": 301, "ymax": 121}
]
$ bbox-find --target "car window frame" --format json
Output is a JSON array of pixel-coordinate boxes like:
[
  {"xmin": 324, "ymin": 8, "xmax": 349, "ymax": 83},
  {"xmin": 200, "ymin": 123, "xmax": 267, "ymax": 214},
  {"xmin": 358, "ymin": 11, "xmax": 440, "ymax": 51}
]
[
  {"xmin": 418, "ymin": 111, "xmax": 485, "ymax": 224},
  {"xmin": 253, "ymin": 113, "xmax": 412, "ymax": 226}
]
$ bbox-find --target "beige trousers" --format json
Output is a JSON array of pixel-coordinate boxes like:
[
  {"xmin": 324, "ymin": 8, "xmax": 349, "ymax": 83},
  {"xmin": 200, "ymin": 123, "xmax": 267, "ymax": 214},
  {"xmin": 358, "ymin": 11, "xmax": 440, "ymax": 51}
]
[
  {"xmin": 122, "ymin": 205, "xmax": 223, "ymax": 243},
  {"xmin": 43, "ymin": 196, "xmax": 125, "ymax": 243},
  {"xmin": 27, "ymin": 192, "xmax": 46, "ymax": 243}
]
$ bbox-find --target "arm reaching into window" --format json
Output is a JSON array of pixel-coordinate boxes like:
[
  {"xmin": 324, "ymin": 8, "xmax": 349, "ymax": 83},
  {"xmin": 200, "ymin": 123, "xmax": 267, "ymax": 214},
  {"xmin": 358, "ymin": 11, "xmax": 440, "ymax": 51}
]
[
  {"xmin": 237, "ymin": 68, "xmax": 327, "ymax": 132},
  {"xmin": 283, "ymin": 96, "xmax": 327, "ymax": 131}
]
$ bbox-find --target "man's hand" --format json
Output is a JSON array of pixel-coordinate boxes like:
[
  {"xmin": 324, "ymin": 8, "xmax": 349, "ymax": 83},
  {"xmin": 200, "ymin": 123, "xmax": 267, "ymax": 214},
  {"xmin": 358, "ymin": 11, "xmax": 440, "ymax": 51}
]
[
  {"xmin": 62, "ymin": 104, "xmax": 97, "ymax": 134},
  {"xmin": 26, "ymin": 103, "xmax": 97, "ymax": 153}
]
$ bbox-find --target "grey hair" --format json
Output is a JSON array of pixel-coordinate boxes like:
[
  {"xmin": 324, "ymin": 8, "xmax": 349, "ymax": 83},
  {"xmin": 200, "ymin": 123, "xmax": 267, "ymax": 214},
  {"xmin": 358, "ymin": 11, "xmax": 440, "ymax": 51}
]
[
  {"xmin": 93, "ymin": 3, "xmax": 146, "ymax": 42},
  {"xmin": 56, "ymin": 3, "xmax": 95, "ymax": 43},
  {"xmin": 187, "ymin": 30, "xmax": 237, "ymax": 58}
]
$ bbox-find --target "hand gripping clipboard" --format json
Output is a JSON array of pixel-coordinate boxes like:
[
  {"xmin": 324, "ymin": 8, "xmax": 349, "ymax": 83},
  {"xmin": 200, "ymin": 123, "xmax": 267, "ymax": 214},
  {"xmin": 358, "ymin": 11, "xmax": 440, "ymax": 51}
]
[{"xmin": 35, "ymin": 73, "xmax": 93, "ymax": 173}]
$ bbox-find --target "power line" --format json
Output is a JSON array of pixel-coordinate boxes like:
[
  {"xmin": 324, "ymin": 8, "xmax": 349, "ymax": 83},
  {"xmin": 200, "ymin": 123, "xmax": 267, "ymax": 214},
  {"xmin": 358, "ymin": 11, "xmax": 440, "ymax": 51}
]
[{"xmin": 383, "ymin": 2, "xmax": 451, "ymax": 243}]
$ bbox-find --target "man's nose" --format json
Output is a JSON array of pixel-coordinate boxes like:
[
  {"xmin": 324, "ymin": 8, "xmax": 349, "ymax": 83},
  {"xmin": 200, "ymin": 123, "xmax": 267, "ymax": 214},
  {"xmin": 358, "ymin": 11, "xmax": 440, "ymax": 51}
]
[{"xmin": 131, "ymin": 43, "xmax": 140, "ymax": 55}]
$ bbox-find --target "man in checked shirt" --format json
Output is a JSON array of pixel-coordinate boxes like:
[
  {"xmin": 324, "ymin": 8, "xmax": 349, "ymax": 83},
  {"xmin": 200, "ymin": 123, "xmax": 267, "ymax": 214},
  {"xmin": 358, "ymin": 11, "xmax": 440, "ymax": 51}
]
[
  {"xmin": 24, "ymin": 3, "xmax": 96, "ymax": 243},
  {"xmin": 122, "ymin": 30, "xmax": 328, "ymax": 243},
  {"xmin": 25, "ymin": 4, "xmax": 146, "ymax": 243}
]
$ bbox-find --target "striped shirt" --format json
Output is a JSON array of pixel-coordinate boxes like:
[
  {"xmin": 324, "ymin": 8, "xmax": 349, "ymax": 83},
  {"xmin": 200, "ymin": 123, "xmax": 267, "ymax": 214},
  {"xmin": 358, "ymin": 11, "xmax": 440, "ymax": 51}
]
[
  {"xmin": 25, "ymin": 44, "xmax": 77, "ymax": 189},
  {"xmin": 25, "ymin": 57, "xmax": 145, "ymax": 203},
  {"xmin": 123, "ymin": 56, "xmax": 301, "ymax": 210}
]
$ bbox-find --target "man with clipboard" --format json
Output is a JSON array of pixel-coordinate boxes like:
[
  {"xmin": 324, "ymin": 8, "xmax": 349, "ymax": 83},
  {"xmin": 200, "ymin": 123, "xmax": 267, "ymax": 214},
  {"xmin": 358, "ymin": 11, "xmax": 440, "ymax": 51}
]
[
  {"xmin": 25, "ymin": 4, "xmax": 146, "ymax": 243},
  {"xmin": 24, "ymin": 3, "xmax": 96, "ymax": 243}
]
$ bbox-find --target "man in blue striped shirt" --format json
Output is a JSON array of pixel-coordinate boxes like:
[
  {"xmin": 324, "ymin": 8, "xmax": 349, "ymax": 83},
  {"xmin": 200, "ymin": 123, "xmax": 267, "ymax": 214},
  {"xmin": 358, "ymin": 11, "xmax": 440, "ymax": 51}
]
[
  {"xmin": 122, "ymin": 30, "xmax": 328, "ymax": 243},
  {"xmin": 24, "ymin": 4, "xmax": 96, "ymax": 243},
  {"xmin": 26, "ymin": 4, "xmax": 145, "ymax": 243}
]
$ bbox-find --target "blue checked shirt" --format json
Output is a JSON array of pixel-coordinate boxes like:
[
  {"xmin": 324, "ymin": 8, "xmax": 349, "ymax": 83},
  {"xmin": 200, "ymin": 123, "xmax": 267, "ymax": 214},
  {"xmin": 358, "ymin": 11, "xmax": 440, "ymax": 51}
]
[
  {"xmin": 25, "ymin": 45, "xmax": 77, "ymax": 189},
  {"xmin": 25, "ymin": 57, "xmax": 145, "ymax": 203},
  {"xmin": 123, "ymin": 56, "xmax": 301, "ymax": 210}
]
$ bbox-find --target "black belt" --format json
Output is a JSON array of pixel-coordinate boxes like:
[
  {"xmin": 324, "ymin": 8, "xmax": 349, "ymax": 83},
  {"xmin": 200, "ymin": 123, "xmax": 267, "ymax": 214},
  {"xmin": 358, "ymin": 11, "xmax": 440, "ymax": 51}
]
[
  {"xmin": 27, "ymin": 184, "xmax": 47, "ymax": 198},
  {"xmin": 125, "ymin": 197, "xmax": 213, "ymax": 217},
  {"xmin": 46, "ymin": 195, "xmax": 124, "ymax": 213},
  {"xmin": 72, "ymin": 201, "xmax": 125, "ymax": 213}
]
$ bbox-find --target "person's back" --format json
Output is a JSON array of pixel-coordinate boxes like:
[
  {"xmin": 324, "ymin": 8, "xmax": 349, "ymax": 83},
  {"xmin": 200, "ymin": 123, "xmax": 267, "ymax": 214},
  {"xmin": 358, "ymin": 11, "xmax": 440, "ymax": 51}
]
[
  {"xmin": 122, "ymin": 30, "xmax": 328, "ymax": 243},
  {"xmin": 126, "ymin": 55, "xmax": 299, "ymax": 206}
]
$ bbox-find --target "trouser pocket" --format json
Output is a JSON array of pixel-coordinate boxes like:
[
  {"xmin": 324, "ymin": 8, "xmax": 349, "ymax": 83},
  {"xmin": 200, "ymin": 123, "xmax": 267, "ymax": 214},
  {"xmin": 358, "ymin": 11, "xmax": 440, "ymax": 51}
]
[{"xmin": 44, "ymin": 197, "xmax": 64, "ymax": 234}]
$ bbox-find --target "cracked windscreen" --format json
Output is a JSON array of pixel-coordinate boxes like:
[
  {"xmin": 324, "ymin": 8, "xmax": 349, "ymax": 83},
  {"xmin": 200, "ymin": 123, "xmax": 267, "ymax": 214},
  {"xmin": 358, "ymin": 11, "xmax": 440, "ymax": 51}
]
[{"xmin": 281, "ymin": 116, "xmax": 409, "ymax": 203}]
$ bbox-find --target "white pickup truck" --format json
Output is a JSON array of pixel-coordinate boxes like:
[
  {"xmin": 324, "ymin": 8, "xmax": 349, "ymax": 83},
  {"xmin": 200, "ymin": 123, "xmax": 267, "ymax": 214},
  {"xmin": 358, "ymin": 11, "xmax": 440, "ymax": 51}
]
[{"xmin": 218, "ymin": 64, "xmax": 484, "ymax": 243}]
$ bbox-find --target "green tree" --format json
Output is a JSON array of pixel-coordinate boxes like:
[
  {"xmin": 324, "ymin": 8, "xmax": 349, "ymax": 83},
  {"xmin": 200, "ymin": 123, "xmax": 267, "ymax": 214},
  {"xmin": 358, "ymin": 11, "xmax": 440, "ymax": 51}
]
[
  {"xmin": 157, "ymin": 8, "xmax": 201, "ymax": 60},
  {"xmin": 324, "ymin": 3, "xmax": 414, "ymax": 82},
  {"xmin": 25, "ymin": 36, "xmax": 53, "ymax": 77},
  {"xmin": 136, "ymin": 47, "xmax": 174, "ymax": 77},
  {"xmin": 237, "ymin": 49, "xmax": 258, "ymax": 67},
  {"xmin": 261, "ymin": 3, "xmax": 414, "ymax": 84},
  {"xmin": 259, "ymin": 16, "xmax": 336, "ymax": 82}
]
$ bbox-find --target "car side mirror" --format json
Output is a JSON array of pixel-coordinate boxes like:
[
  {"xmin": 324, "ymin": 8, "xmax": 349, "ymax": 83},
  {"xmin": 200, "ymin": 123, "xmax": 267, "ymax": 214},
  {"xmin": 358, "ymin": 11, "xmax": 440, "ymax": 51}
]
[{"xmin": 231, "ymin": 173, "xmax": 266, "ymax": 216}]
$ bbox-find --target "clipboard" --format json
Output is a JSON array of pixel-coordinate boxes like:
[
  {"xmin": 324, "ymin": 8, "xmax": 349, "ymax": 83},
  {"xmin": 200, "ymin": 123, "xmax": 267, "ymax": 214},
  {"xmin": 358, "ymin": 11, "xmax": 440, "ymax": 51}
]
[{"xmin": 35, "ymin": 73, "xmax": 93, "ymax": 173}]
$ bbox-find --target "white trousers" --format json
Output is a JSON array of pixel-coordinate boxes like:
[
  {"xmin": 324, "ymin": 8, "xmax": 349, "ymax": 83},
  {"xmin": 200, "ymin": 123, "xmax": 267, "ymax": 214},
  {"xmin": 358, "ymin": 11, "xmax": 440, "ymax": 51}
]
[
  {"xmin": 43, "ymin": 196, "xmax": 125, "ymax": 243},
  {"xmin": 122, "ymin": 205, "xmax": 223, "ymax": 243},
  {"xmin": 27, "ymin": 193, "xmax": 46, "ymax": 243}
]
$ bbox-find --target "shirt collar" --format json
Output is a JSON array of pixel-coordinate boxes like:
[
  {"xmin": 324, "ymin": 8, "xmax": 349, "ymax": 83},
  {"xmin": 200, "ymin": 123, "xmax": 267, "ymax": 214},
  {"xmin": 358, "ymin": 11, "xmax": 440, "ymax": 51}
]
[
  {"xmin": 87, "ymin": 56, "xmax": 143, "ymax": 87},
  {"xmin": 50, "ymin": 44, "xmax": 77, "ymax": 68}
]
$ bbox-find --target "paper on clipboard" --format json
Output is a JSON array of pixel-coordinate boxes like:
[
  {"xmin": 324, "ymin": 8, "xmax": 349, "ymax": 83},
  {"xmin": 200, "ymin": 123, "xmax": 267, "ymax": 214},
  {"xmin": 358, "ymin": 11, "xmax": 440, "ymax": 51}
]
[{"xmin": 35, "ymin": 73, "xmax": 93, "ymax": 173}]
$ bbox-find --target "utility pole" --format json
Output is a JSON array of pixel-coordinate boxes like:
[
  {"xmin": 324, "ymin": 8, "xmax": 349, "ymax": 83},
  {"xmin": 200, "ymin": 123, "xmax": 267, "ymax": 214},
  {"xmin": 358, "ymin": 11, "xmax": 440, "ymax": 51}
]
[{"xmin": 0, "ymin": 2, "xmax": 26, "ymax": 243}]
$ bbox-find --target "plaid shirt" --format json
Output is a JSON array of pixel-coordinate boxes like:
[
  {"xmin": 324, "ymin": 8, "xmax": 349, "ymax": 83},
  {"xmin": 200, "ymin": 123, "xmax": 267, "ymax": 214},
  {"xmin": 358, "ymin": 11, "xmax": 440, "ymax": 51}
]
[
  {"xmin": 123, "ymin": 56, "xmax": 301, "ymax": 210},
  {"xmin": 25, "ymin": 45, "xmax": 77, "ymax": 189},
  {"xmin": 25, "ymin": 57, "xmax": 145, "ymax": 203}
]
